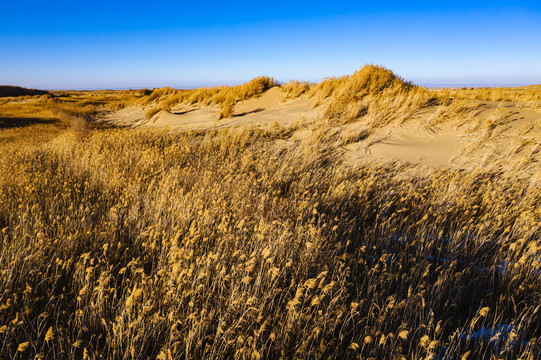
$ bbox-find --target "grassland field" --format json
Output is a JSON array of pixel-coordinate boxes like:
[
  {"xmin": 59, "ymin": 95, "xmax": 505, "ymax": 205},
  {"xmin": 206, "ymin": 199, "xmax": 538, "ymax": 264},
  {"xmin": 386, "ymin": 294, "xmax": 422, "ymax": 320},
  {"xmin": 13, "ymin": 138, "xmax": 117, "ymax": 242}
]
[{"xmin": 1, "ymin": 65, "xmax": 541, "ymax": 359}]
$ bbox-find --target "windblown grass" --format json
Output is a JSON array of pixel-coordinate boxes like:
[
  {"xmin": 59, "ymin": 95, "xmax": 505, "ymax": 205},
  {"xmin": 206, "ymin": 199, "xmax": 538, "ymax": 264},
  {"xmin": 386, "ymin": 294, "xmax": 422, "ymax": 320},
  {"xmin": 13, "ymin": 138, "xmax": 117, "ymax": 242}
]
[
  {"xmin": 444, "ymin": 87, "xmax": 541, "ymax": 108},
  {"xmin": 313, "ymin": 65, "xmax": 436, "ymax": 126},
  {"xmin": 1, "ymin": 66, "xmax": 541, "ymax": 359},
  {"xmin": 0, "ymin": 94, "xmax": 110, "ymax": 148},
  {"xmin": 0, "ymin": 121, "xmax": 540, "ymax": 359},
  {"xmin": 218, "ymin": 95, "xmax": 235, "ymax": 120},
  {"xmin": 280, "ymin": 81, "xmax": 311, "ymax": 101},
  {"xmin": 142, "ymin": 77, "xmax": 278, "ymax": 119}
]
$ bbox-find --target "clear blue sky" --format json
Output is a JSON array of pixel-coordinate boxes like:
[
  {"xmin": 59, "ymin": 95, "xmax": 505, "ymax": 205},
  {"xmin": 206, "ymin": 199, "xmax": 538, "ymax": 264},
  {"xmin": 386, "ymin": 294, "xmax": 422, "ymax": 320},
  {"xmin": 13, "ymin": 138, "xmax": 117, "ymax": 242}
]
[{"xmin": 1, "ymin": 1, "xmax": 540, "ymax": 89}]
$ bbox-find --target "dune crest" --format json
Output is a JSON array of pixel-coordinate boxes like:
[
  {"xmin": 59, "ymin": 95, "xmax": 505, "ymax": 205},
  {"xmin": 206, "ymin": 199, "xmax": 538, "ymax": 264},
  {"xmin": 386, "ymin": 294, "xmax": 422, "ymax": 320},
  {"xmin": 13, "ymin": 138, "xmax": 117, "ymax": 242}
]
[{"xmin": 101, "ymin": 84, "xmax": 541, "ymax": 173}]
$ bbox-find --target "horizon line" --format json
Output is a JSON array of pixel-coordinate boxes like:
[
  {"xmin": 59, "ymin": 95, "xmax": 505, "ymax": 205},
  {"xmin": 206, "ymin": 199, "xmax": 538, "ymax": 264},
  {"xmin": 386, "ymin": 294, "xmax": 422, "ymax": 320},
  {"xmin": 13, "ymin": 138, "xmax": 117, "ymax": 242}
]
[{"xmin": 5, "ymin": 81, "xmax": 540, "ymax": 92}]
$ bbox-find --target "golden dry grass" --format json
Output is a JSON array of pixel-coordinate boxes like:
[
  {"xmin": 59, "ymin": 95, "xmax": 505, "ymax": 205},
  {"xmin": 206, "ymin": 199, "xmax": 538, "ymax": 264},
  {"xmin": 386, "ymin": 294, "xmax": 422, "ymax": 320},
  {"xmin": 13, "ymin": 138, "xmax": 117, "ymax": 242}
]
[
  {"xmin": 444, "ymin": 87, "xmax": 541, "ymax": 108},
  {"xmin": 1, "ymin": 66, "xmax": 541, "ymax": 359},
  {"xmin": 141, "ymin": 77, "xmax": 278, "ymax": 120},
  {"xmin": 218, "ymin": 95, "xmax": 235, "ymax": 120},
  {"xmin": 280, "ymin": 81, "xmax": 311, "ymax": 101}
]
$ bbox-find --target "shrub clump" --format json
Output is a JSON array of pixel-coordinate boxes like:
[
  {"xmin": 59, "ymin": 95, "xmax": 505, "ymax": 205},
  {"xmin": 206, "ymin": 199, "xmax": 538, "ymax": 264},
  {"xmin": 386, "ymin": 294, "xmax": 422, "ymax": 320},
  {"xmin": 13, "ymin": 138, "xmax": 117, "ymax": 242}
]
[{"xmin": 218, "ymin": 96, "xmax": 235, "ymax": 119}]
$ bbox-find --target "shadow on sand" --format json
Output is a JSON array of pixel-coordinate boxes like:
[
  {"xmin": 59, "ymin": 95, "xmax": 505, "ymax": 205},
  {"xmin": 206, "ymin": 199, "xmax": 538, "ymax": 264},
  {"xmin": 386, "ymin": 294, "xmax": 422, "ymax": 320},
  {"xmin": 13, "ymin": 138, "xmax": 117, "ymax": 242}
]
[
  {"xmin": 233, "ymin": 108, "xmax": 264, "ymax": 117},
  {"xmin": 172, "ymin": 109, "xmax": 197, "ymax": 115}
]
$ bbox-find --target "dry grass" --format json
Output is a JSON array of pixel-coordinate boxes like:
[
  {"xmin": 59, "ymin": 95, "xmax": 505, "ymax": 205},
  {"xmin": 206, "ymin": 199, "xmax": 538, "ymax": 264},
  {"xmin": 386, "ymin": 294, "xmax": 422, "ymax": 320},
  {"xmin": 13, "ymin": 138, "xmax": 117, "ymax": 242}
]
[
  {"xmin": 280, "ymin": 81, "xmax": 311, "ymax": 101},
  {"xmin": 145, "ymin": 107, "xmax": 163, "ymax": 120},
  {"xmin": 140, "ymin": 77, "xmax": 278, "ymax": 119},
  {"xmin": 0, "ymin": 85, "xmax": 50, "ymax": 97},
  {"xmin": 218, "ymin": 95, "xmax": 235, "ymax": 120},
  {"xmin": 1, "ymin": 67, "xmax": 541, "ymax": 359},
  {"xmin": 0, "ymin": 94, "xmax": 110, "ymax": 149},
  {"xmin": 444, "ymin": 87, "xmax": 541, "ymax": 108},
  {"xmin": 315, "ymin": 65, "xmax": 436, "ymax": 126},
  {"xmin": 1, "ymin": 125, "xmax": 540, "ymax": 360}
]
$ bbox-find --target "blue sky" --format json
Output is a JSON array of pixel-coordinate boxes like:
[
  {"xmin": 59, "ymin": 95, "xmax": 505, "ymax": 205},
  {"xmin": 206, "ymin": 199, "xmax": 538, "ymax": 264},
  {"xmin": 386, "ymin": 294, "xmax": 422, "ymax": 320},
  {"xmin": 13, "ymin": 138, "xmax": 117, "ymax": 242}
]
[{"xmin": 1, "ymin": 1, "xmax": 540, "ymax": 89}]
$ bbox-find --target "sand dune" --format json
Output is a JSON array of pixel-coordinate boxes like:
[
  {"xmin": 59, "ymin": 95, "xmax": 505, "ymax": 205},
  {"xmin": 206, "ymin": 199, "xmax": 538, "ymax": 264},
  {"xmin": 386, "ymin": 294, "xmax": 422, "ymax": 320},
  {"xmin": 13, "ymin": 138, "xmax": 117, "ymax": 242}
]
[
  {"xmin": 102, "ymin": 87, "xmax": 541, "ymax": 172},
  {"xmin": 104, "ymin": 87, "xmax": 321, "ymax": 130}
]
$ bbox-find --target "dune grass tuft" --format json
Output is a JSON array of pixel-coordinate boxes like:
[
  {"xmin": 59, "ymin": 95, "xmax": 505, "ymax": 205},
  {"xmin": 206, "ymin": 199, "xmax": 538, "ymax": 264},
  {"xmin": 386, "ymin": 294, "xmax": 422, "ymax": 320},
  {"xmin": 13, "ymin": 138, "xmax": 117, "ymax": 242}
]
[
  {"xmin": 139, "ymin": 76, "xmax": 278, "ymax": 119},
  {"xmin": 218, "ymin": 95, "xmax": 236, "ymax": 119}
]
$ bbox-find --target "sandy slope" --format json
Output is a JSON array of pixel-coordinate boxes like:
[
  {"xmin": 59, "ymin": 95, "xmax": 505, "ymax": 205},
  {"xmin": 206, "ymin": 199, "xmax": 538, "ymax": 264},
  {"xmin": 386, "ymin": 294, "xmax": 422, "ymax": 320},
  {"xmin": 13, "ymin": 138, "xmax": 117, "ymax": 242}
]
[
  {"xmin": 103, "ymin": 88, "xmax": 541, "ymax": 171},
  {"xmin": 104, "ymin": 87, "xmax": 322, "ymax": 130}
]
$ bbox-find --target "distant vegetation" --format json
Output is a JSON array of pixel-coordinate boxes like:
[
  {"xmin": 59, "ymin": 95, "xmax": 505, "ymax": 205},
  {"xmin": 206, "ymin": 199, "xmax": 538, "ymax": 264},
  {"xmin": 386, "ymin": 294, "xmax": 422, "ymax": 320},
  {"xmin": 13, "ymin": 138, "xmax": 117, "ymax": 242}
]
[
  {"xmin": 0, "ymin": 65, "xmax": 540, "ymax": 359},
  {"xmin": 0, "ymin": 85, "xmax": 50, "ymax": 98},
  {"xmin": 443, "ymin": 86, "xmax": 541, "ymax": 107}
]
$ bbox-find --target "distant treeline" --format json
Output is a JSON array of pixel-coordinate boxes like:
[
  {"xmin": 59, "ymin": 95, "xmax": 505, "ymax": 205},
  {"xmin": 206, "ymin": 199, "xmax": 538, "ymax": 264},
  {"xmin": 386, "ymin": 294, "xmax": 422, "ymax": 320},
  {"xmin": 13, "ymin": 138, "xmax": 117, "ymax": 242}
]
[{"xmin": 0, "ymin": 85, "xmax": 50, "ymax": 97}]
